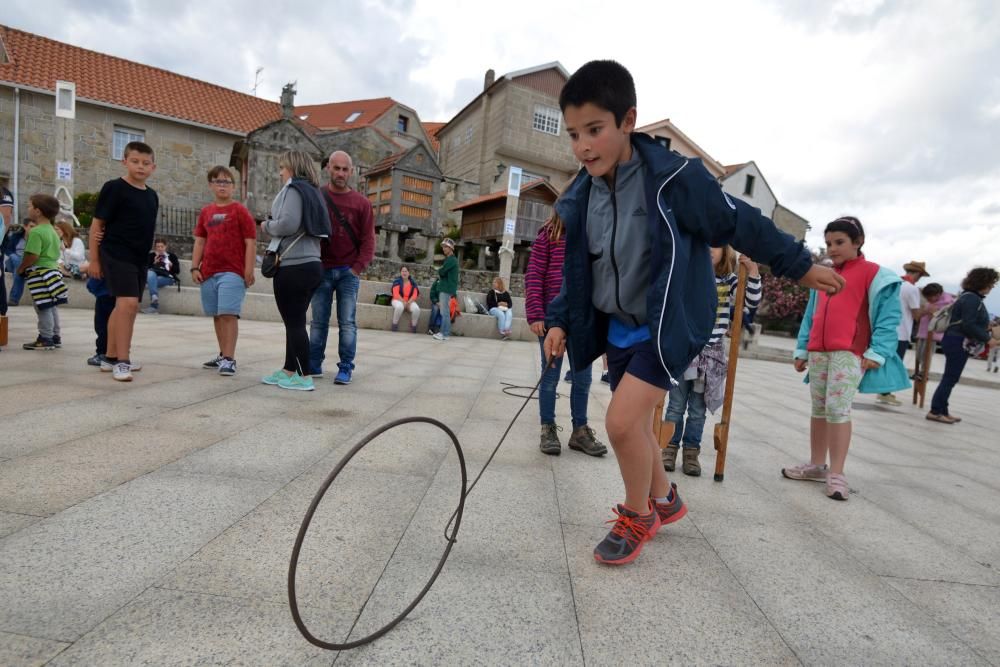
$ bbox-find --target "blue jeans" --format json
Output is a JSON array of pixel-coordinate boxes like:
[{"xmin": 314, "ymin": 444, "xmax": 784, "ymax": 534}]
[
  {"xmin": 309, "ymin": 267, "xmax": 359, "ymax": 374},
  {"xmin": 146, "ymin": 271, "xmax": 174, "ymax": 301},
  {"xmin": 489, "ymin": 307, "xmax": 513, "ymax": 333},
  {"xmin": 6, "ymin": 254, "xmax": 24, "ymax": 303},
  {"xmin": 930, "ymin": 334, "xmax": 968, "ymax": 416},
  {"xmin": 664, "ymin": 378, "xmax": 707, "ymax": 449},
  {"xmin": 438, "ymin": 292, "xmax": 452, "ymax": 337},
  {"xmin": 537, "ymin": 338, "xmax": 591, "ymax": 428}
]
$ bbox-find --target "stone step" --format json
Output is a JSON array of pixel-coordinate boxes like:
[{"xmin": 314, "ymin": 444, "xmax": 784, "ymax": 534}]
[
  {"xmin": 166, "ymin": 259, "xmax": 529, "ymax": 317},
  {"xmin": 59, "ymin": 277, "xmax": 537, "ymax": 342}
]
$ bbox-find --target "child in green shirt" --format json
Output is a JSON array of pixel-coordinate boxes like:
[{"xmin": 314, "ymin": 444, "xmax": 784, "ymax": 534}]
[{"xmin": 19, "ymin": 194, "xmax": 68, "ymax": 350}]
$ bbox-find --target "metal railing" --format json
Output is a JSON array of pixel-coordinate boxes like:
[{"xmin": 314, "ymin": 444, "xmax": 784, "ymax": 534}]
[{"xmin": 155, "ymin": 205, "xmax": 200, "ymax": 238}]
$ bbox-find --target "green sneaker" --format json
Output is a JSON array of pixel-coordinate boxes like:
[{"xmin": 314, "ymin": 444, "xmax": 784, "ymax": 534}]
[
  {"xmin": 262, "ymin": 369, "xmax": 287, "ymax": 385},
  {"xmin": 278, "ymin": 373, "xmax": 315, "ymax": 391}
]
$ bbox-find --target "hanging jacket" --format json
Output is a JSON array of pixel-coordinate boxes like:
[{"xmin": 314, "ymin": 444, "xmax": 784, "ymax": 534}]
[
  {"xmin": 545, "ymin": 132, "xmax": 812, "ymax": 382},
  {"xmin": 795, "ymin": 264, "xmax": 911, "ymax": 394}
]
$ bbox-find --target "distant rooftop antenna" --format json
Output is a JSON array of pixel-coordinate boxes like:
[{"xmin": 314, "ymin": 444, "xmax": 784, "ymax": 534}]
[{"xmin": 252, "ymin": 67, "xmax": 264, "ymax": 96}]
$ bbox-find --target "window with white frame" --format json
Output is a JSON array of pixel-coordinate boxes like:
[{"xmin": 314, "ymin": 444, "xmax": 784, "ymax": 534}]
[
  {"xmin": 465, "ymin": 126, "xmax": 474, "ymax": 144},
  {"xmin": 55, "ymin": 80, "xmax": 76, "ymax": 119},
  {"xmin": 112, "ymin": 126, "xmax": 145, "ymax": 160},
  {"xmin": 532, "ymin": 104, "xmax": 560, "ymax": 135}
]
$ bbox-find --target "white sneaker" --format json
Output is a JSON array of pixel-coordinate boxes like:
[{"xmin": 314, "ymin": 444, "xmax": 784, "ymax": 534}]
[
  {"xmin": 112, "ymin": 362, "xmax": 133, "ymax": 382},
  {"xmin": 101, "ymin": 359, "xmax": 142, "ymax": 372},
  {"xmin": 432, "ymin": 332, "xmax": 446, "ymax": 341},
  {"xmin": 876, "ymin": 393, "xmax": 902, "ymax": 407}
]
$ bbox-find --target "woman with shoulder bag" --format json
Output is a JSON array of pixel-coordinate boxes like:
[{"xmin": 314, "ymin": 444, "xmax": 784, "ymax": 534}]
[
  {"xmin": 260, "ymin": 150, "xmax": 330, "ymax": 391},
  {"xmin": 927, "ymin": 267, "xmax": 998, "ymax": 424}
]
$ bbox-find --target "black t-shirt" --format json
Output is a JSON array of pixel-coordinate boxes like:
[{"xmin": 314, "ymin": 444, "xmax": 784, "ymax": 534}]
[{"xmin": 95, "ymin": 178, "xmax": 159, "ymax": 265}]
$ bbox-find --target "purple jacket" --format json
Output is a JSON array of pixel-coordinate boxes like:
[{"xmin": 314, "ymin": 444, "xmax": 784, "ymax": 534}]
[{"xmin": 525, "ymin": 225, "xmax": 565, "ymax": 324}]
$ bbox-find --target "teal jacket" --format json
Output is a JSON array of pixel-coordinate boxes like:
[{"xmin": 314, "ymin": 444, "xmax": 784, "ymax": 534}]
[{"xmin": 795, "ymin": 266, "xmax": 911, "ymax": 394}]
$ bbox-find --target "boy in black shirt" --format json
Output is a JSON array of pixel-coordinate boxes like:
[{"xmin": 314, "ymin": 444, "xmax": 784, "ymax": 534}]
[{"xmin": 88, "ymin": 141, "xmax": 159, "ymax": 381}]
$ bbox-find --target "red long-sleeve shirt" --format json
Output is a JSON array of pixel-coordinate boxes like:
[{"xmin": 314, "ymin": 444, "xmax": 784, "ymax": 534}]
[{"xmin": 319, "ymin": 187, "xmax": 375, "ymax": 274}]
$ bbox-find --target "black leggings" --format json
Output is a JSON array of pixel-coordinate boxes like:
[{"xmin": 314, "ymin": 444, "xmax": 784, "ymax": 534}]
[{"xmin": 273, "ymin": 262, "xmax": 322, "ymax": 375}]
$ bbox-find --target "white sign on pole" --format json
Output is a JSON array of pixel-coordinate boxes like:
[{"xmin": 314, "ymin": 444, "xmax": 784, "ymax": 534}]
[
  {"xmin": 504, "ymin": 218, "xmax": 516, "ymax": 235},
  {"xmin": 507, "ymin": 166, "xmax": 522, "ymax": 196},
  {"xmin": 56, "ymin": 161, "xmax": 72, "ymax": 181}
]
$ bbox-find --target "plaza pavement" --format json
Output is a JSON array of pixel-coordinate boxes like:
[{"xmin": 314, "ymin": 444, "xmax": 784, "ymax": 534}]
[{"xmin": 1, "ymin": 308, "xmax": 998, "ymax": 666}]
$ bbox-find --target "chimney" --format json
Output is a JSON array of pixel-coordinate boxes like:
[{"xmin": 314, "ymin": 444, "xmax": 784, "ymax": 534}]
[
  {"xmin": 484, "ymin": 69, "xmax": 495, "ymax": 91},
  {"xmin": 281, "ymin": 82, "xmax": 297, "ymax": 118}
]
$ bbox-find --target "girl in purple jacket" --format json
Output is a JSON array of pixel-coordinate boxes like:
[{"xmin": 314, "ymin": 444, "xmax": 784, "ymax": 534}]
[{"xmin": 525, "ymin": 212, "xmax": 606, "ymax": 457}]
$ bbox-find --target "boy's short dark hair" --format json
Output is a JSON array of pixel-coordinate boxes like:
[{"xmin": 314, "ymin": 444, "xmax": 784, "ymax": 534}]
[
  {"xmin": 207, "ymin": 165, "xmax": 234, "ymax": 182},
  {"xmin": 29, "ymin": 193, "xmax": 60, "ymax": 220},
  {"xmin": 921, "ymin": 283, "xmax": 944, "ymax": 298},
  {"xmin": 824, "ymin": 216, "xmax": 865, "ymax": 249},
  {"xmin": 559, "ymin": 60, "xmax": 636, "ymax": 126},
  {"xmin": 124, "ymin": 141, "xmax": 155, "ymax": 161}
]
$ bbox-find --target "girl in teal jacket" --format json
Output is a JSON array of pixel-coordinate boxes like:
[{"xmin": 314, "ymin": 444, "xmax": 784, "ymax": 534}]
[{"xmin": 782, "ymin": 217, "xmax": 910, "ymax": 502}]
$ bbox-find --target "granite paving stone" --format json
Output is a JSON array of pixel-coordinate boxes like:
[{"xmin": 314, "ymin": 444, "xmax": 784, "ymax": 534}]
[
  {"xmin": 1, "ymin": 310, "xmax": 998, "ymax": 664},
  {"xmin": 0, "ymin": 470, "xmax": 280, "ymax": 641},
  {"xmin": 0, "ymin": 631, "xmax": 69, "ymax": 667}
]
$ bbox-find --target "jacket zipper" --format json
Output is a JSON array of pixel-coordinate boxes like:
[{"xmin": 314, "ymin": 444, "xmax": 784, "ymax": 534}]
[
  {"xmin": 653, "ymin": 159, "xmax": 689, "ymax": 387},
  {"xmin": 608, "ymin": 188, "xmax": 636, "ymax": 326}
]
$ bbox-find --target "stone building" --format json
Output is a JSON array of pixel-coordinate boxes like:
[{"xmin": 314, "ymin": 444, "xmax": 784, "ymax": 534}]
[
  {"xmin": 638, "ymin": 118, "xmax": 809, "ymax": 241},
  {"xmin": 436, "ymin": 63, "xmax": 578, "ymax": 196},
  {"xmin": 636, "ymin": 118, "xmax": 727, "ymax": 179},
  {"xmin": 0, "ymin": 25, "xmax": 280, "ymax": 224},
  {"xmin": 363, "ymin": 143, "xmax": 443, "ymax": 261},
  {"xmin": 294, "ymin": 97, "xmax": 435, "ymax": 155}
]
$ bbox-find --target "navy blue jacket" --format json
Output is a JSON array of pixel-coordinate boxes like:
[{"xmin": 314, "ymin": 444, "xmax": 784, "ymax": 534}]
[{"xmin": 546, "ymin": 133, "xmax": 813, "ymax": 382}]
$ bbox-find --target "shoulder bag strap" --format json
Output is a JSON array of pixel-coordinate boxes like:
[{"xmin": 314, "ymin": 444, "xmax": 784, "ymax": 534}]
[
  {"xmin": 322, "ymin": 188, "xmax": 361, "ymax": 251},
  {"xmin": 277, "ymin": 232, "xmax": 306, "ymax": 261}
]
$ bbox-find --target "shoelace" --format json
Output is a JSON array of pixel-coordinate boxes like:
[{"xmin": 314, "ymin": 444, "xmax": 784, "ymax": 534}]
[{"xmin": 606, "ymin": 507, "xmax": 653, "ymax": 547}]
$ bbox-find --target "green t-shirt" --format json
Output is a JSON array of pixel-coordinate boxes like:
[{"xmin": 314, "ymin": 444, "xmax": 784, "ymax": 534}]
[{"xmin": 23, "ymin": 223, "xmax": 61, "ymax": 270}]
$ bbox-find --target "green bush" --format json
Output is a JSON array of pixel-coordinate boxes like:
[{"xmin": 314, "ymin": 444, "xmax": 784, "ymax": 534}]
[{"xmin": 73, "ymin": 192, "xmax": 99, "ymax": 227}]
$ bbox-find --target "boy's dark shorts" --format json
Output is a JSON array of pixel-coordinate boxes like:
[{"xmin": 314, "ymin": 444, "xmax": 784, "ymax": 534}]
[
  {"xmin": 605, "ymin": 339, "xmax": 673, "ymax": 392},
  {"xmin": 100, "ymin": 249, "xmax": 145, "ymax": 299}
]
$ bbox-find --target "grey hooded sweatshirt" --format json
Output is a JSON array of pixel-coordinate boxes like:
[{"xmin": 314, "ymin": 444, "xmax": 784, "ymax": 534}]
[{"xmin": 586, "ymin": 150, "xmax": 651, "ymax": 326}]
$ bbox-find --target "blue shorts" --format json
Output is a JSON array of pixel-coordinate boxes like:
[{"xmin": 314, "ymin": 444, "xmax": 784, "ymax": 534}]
[
  {"xmin": 605, "ymin": 339, "xmax": 672, "ymax": 392},
  {"xmin": 200, "ymin": 271, "xmax": 246, "ymax": 316}
]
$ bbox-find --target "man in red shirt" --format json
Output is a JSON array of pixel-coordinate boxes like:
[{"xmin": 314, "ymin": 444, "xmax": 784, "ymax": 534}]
[
  {"xmin": 308, "ymin": 151, "xmax": 375, "ymax": 385},
  {"xmin": 191, "ymin": 166, "xmax": 257, "ymax": 377}
]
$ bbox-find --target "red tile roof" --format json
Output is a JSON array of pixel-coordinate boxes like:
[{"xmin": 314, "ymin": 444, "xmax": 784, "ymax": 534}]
[
  {"xmin": 293, "ymin": 97, "xmax": 397, "ymax": 131},
  {"xmin": 0, "ymin": 25, "xmax": 281, "ymax": 134},
  {"xmin": 366, "ymin": 149, "xmax": 408, "ymax": 176},
  {"xmin": 450, "ymin": 179, "xmax": 557, "ymax": 211},
  {"xmin": 421, "ymin": 121, "xmax": 445, "ymax": 152}
]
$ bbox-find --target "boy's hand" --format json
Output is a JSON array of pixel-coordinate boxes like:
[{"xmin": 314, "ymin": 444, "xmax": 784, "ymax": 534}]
[
  {"xmin": 543, "ymin": 327, "xmax": 566, "ymax": 362},
  {"xmin": 738, "ymin": 254, "xmax": 760, "ymax": 278},
  {"xmin": 794, "ymin": 358, "xmax": 807, "ymax": 373},
  {"xmin": 244, "ymin": 268, "xmax": 255, "ymax": 288},
  {"xmin": 88, "ymin": 260, "xmax": 102, "ymax": 279},
  {"xmin": 529, "ymin": 321, "xmax": 546, "ymax": 337},
  {"xmin": 799, "ymin": 264, "xmax": 845, "ymax": 295}
]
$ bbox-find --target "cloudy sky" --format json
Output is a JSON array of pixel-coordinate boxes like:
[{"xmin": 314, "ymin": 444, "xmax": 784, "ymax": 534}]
[{"xmin": 6, "ymin": 0, "xmax": 1000, "ymax": 310}]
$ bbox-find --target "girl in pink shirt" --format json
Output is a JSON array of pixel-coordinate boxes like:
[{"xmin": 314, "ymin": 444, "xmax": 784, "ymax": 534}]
[{"xmin": 913, "ymin": 283, "xmax": 954, "ymax": 381}]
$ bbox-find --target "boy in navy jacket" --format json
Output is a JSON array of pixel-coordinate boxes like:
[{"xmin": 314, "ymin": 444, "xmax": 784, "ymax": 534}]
[{"xmin": 544, "ymin": 60, "xmax": 844, "ymax": 565}]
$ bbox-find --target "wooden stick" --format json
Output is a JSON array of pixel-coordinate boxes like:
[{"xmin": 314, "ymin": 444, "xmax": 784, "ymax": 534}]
[
  {"xmin": 913, "ymin": 336, "xmax": 935, "ymax": 408},
  {"xmin": 713, "ymin": 262, "xmax": 748, "ymax": 482}
]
